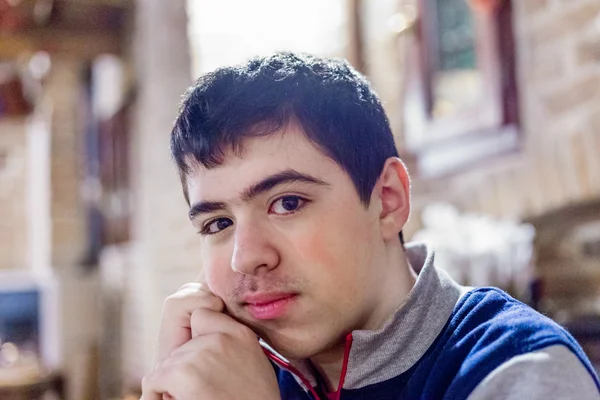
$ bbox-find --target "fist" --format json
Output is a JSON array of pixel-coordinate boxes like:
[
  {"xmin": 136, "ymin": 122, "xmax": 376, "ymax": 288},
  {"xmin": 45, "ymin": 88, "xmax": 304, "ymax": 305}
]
[
  {"xmin": 155, "ymin": 282, "xmax": 225, "ymax": 363},
  {"xmin": 140, "ymin": 283, "xmax": 281, "ymax": 400}
]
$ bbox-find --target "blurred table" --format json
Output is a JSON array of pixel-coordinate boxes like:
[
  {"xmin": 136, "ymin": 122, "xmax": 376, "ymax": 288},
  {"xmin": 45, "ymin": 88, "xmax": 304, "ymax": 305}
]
[{"xmin": 0, "ymin": 373, "xmax": 64, "ymax": 400}]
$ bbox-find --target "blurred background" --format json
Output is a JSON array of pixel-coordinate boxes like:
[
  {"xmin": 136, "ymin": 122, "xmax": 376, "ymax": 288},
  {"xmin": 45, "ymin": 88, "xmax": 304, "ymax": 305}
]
[{"xmin": 0, "ymin": 0, "xmax": 599, "ymax": 398}]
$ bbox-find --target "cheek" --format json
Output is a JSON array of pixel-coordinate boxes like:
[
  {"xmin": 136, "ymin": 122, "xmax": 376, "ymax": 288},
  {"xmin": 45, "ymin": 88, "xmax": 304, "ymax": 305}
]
[
  {"xmin": 201, "ymin": 246, "xmax": 233, "ymax": 297},
  {"xmin": 293, "ymin": 205, "xmax": 374, "ymax": 287},
  {"xmin": 297, "ymin": 228, "xmax": 339, "ymax": 272}
]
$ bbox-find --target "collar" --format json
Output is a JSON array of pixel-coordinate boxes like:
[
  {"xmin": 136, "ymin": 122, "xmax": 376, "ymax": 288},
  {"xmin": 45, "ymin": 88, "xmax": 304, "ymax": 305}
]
[{"xmin": 263, "ymin": 242, "xmax": 469, "ymax": 394}]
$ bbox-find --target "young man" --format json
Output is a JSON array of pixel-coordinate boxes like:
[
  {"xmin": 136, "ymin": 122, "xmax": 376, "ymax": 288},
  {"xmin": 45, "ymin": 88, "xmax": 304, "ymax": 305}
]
[{"xmin": 141, "ymin": 52, "xmax": 600, "ymax": 400}]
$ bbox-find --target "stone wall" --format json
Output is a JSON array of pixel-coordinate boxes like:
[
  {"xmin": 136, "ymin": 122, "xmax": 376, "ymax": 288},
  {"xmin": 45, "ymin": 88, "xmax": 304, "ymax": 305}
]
[
  {"xmin": 404, "ymin": 0, "xmax": 600, "ymax": 233},
  {"xmin": 46, "ymin": 58, "xmax": 88, "ymax": 268},
  {"xmin": 391, "ymin": 0, "xmax": 600, "ymax": 307},
  {"xmin": 46, "ymin": 58, "xmax": 101, "ymax": 400},
  {"xmin": 0, "ymin": 118, "xmax": 28, "ymax": 270},
  {"xmin": 0, "ymin": 59, "xmax": 100, "ymax": 400},
  {"xmin": 116, "ymin": 0, "xmax": 201, "ymax": 390}
]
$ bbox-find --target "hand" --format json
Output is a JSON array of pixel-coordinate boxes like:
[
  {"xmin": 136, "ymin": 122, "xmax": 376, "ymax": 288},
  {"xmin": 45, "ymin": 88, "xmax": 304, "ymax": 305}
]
[
  {"xmin": 155, "ymin": 281, "xmax": 225, "ymax": 363},
  {"xmin": 140, "ymin": 282, "xmax": 281, "ymax": 400}
]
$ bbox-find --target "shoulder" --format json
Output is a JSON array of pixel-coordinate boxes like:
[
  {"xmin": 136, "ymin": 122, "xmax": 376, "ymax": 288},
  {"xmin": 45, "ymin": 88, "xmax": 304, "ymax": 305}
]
[
  {"xmin": 467, "ymin": 344, "xmax": 600, "ymax": 400},
  {"xmin": 436, "ymin": 288, "xmax": 600, "ymax": 398},
  {"xmin": 451, "ymin": 287, "xmax": 575, "ymax": 351}
]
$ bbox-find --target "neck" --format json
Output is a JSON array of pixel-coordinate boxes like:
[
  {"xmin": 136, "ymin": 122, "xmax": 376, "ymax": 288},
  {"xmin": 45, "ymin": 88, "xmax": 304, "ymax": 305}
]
[
  {"xmin": 309, "ymin": 340, "xmax": 347, "ymax": 392},
  {"xmin": 309, "ymin": 242, "xmax": 416, "ymax": 392}
]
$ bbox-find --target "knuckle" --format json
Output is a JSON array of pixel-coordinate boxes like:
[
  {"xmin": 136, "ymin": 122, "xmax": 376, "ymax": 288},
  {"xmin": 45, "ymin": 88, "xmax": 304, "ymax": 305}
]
[
  {"xmin": 162, "ymin": 293, "xmax": 180, "ymax": 309},
  {"xmin": 164, "ymin": 285, "xmax": 222, "ymax": 311},
  {"xmin": 236, "ymin": 324, "xmax": 257, "ymax": 342},
  {"xmin": 179, "ymin": 362, "xmax": 206, "ymax": 389},
  {"xmin": 166, "ymin": 284, "xmax": 200, "ymax": 302},
  {"xmin": 207, "ymin": 294, "xmax": 224, "ymax": 309},
  {"xmin": 211, "ymin": 332, "xmax": 230, "ymax": 351},
  {"xmin": 178, "ymin": 282, "xmax": 202, "ymax": 292},
  {"xmin": 189, "ymin": 308, "xmax": 205, "ymax": 328},
  {"xmin": 141, "ymin": 373, "xmax": 153, "ymax": 390}
]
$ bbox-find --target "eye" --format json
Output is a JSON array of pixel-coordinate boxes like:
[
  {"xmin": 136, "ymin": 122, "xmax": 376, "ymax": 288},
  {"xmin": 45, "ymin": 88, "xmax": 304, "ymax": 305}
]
[
  {"xmin": 269, "ymin": 195, "xmax": 306, "ymax": 215},
  {"xmin": 201, "ymin": 218, "xmax": 233, "ymax": 235}
]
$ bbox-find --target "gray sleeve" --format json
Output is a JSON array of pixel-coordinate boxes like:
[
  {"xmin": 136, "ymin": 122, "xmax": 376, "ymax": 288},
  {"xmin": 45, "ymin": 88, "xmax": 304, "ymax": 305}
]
[{"xmin": 467, "ymin": 344, "xmax": 600, "ymax": 400}]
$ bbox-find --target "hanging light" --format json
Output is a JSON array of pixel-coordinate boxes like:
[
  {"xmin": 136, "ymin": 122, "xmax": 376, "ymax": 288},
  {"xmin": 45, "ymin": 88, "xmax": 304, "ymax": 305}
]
[{"xmin": 468, "ymin": 0, "xmax": 503, "ymax": 14}]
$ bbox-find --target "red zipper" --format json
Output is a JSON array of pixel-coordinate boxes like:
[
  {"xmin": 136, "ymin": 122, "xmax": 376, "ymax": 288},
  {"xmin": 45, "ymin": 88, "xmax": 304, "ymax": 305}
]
[
  {"xmin": 263, "ymin": 349, "xmax": 323, "ymax": 400},
  {"xmin": 263, "ymin": 332, "xmax": 354, "ymax": 400},
  {"xmin": 331, "ymin": 333, "xmax": 353, "ymax": 400}
]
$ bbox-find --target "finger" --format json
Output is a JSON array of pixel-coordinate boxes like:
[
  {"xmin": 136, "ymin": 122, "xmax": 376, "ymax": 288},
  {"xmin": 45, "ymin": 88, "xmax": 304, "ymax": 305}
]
[
  {"xmin": 166, "ymin": 332, "xmax": 244, "ymax": 363},
  {"xmin": 164, "ymin": 283, "xmax": 224, "ymax": 319},
  {"xmin": 139, "ymin": 373, "xmax": 167, "ymax": 400},
  {"xmin": 139, "ymin": 393, "xmax": 162, "ymax": 400},
  {"xmin": 190, "ymin": 273, "xmax": 235, "ymax": 320},
  {"xmin": 171, "ymin": 283, "xmax": 223, "ymax": 313},
  {"xmin": 190, "ymin": 307, "xmax": 255, "ymax": 340},
  {"xmin": 176, "ymin": 282, "xmax": 216, "ymax": 300},
  {"xmin": 142, "ymin": 361, "xmax": 196, "ymax": 400},
  {"xmin": 157, "ymin": 285, "xmax": 225, "ymax": 362}
]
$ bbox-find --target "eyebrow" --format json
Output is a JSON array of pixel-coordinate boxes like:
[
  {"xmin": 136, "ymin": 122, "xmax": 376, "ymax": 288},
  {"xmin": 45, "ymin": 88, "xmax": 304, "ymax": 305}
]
[{"xmin": 188, "ymin": 169, "xmax": 329, "ymax": 220}]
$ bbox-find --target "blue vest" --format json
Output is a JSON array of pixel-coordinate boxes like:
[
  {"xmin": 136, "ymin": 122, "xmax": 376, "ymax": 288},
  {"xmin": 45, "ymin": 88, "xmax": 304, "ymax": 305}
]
[{"xmin": 275, "ymin": 288, "xmax": 600, "ymax": 399}]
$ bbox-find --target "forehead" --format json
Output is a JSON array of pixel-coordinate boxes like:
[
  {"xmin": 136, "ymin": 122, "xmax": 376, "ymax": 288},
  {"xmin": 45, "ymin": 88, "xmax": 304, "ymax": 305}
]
[{"xmin": 185, "ymin": 125, "xmax": 344, "ymax": 202}]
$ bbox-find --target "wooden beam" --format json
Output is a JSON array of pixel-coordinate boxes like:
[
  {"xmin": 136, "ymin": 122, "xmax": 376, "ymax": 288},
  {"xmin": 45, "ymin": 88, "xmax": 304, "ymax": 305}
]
[
  {"xmin": 0, "ymin": 0, "xmax": 130, "ymax": 58},
  {"xmin": 346, "ymin": 0, "xmax": 365, "ymax": 73},
  {"xmin": 0, "ymin": 29, "xmax": 123, "ymax": 58}
]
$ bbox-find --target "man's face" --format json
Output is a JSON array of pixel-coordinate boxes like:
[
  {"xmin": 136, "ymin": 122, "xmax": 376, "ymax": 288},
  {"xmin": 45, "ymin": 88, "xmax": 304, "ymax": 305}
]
[{"xmin": 185, "ymin": 125, "xmax": 387, "ymax": 359}]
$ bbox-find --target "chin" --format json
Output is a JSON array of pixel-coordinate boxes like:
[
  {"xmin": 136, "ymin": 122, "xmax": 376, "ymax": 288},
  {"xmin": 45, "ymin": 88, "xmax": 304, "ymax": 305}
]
[
  {"xmin": 256, "ymin": 324, "xmax": 342, "ymax": 361},
  {"xmin": 229, "ymin": 307, "xmax": 348, "ymax": 360},
  {"xmin": 263, "ymin": 335, "xmax": 322, "ymax": 360}
]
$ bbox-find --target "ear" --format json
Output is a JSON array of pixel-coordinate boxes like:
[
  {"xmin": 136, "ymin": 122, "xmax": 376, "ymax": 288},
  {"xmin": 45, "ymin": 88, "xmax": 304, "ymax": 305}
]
[{"xmin": 375, "ymin": 157, "xmax": 411, "ymax": 241}]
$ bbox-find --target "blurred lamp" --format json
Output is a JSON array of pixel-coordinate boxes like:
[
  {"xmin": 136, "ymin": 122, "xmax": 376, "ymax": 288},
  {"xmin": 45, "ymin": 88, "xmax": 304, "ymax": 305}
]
[
  {"xmin": 468, "ymin": 0, "xmax": 503, "ymax": 13},
  {"xmin": 0, "ymin": 65, "xmax": 33, "ymax": 118}
]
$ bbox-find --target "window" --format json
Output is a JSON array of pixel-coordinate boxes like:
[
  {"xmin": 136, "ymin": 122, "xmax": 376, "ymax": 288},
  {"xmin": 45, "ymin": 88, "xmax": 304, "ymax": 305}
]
[
  {"xmin": 402, "ymin": 0, "xmax": 519, "ymax": 177},
  {"xmin": 187, "ymin": 0, "xmax": 349, "ymax": 76}
]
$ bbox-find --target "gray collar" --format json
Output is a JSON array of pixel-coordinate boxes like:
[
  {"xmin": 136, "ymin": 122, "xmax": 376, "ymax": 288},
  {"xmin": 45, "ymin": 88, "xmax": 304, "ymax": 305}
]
[
  {"xmin": 267, "ymin": 242, "xmax": 467, "ymax": 391},
  {"xmin": 343, "ymin": 242, "xmax": 467, "ymax": 389}
]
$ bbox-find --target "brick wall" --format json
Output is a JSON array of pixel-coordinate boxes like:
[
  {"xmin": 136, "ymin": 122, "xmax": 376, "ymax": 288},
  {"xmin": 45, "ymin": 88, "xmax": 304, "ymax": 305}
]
[
  {"xmin": 45, "ymin": 58, "xmax": 88, "ymax": 268},
  {"xmin": 0, "ymin": 118, "xmax": 28, "ymax": 270},
  {"xmin": 115, "ymin": 0, "xmax": 201, "ymax": 389},
  {"xmin": 0, "ymin": 59, "xmax": 100, "ymax": 400},
  {"xmin": 405, "ymin": 0, "xmax": 600, "ymax": 235},
  {"xmin": 361, "ymin": 0, "xmax": 406, "ymax": 139},
  {"xmin": 393, "ymin": 0, "xmax": 600, "ymax": 309},
  {"xmin": 44, "ymin": 58, "xmax": 100, "ymax": 400}
]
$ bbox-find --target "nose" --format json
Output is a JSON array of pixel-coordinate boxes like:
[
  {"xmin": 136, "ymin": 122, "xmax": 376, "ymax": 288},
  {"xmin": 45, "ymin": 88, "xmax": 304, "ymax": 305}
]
[{"xmin": 231, "ymin": 223, "xmax": 280, "ymax": 276}]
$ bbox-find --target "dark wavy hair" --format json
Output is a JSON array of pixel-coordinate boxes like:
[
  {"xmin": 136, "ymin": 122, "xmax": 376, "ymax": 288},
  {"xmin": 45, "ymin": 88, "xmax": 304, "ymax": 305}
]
[{"xmin": 171, "ymin": 52, "xmax": 404, "ymax": 243}]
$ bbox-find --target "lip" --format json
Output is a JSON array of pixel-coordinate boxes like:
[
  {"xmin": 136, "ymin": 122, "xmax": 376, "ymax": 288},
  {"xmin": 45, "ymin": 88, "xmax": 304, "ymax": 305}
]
[{"xmin": 242, "ymin": 292, "xmax": 298, "ymax": 320}]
